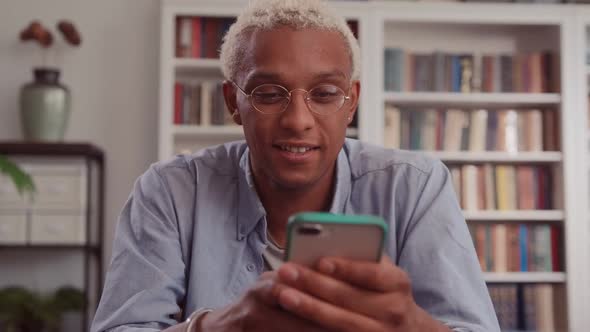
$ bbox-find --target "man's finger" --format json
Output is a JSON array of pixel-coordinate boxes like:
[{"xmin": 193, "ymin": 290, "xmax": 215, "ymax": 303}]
[
  {"xmin": 250, "ymin": 275, "xmax": 287, "ymax": 307},
  {"xmin": 316, "ymin": 255, "xmax": 411, "ymax": 293},
  {"xmin": 247, "ymin": 302, "xmax": 328, "ymax": 332},
  {"xmin": 277, "ymin": 286, "xmax": 383, "ymax": 332},
  {"xmin": 278, "ymin": 262, "xmax": 370, "ymax": 313}
]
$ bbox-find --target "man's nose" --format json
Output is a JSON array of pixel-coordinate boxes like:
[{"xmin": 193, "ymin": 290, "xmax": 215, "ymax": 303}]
[{"xmin": 278, "ymin": 89, "xmax": 315, "ymax": 133}]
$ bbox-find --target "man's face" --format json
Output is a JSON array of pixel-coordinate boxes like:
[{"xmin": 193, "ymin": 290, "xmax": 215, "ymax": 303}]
[{"xmin": 226, "ymin": 26, "xmax": 360, "ymax": 191}]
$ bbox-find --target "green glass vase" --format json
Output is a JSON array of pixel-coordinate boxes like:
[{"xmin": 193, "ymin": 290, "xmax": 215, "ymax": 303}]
[{"xmin": 20, "ymin": 68, "xmax": 71, "ymax": 141}]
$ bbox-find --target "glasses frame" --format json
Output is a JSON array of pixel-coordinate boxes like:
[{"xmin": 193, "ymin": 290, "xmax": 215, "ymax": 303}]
[{"xmin": 231, "ymin": 81, "xmax": 352, "ymax": 115}]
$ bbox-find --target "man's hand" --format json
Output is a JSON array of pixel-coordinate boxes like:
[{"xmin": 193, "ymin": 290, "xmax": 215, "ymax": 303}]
[
  {"xmin": 275, "ymin": 256, "xmax": 452, "ymax": 332},
  {"xmin": 199, "ymin": 271, "xmax": 325, "ymax": 332}
]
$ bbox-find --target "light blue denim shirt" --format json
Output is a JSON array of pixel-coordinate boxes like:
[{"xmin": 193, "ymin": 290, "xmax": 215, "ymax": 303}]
[{"xmin": 91, "ymin": 139, "xmax": 500, "ymax": 332}]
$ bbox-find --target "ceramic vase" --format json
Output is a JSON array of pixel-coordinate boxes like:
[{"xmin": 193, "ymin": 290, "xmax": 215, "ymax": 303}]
[{"xmin": 20, "ymin": 68, "xmax": 71, "ymax": 141}]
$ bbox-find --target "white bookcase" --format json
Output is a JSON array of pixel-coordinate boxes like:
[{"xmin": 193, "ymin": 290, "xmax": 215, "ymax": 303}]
[{"xmin": 159, "ymin": 1, "xmax": 590, "ymax": 330}]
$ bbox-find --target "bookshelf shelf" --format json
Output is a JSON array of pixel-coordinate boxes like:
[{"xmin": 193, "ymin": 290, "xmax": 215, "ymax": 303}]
[
  {"xmin": 463, "ymin": 210, "xmax": 564, "ymax": 221},
  {"xmin": 174, "ymin": 58, "xmax": 221, "ymax": 69},
  {"xmin": 483, "ymin": 272, "xmax": 566, "ymax": 283},
  {"xmin": 384, "ymin": 92, "xmax": 561, "ymax": 107},
  {"xmin": 174, "ymin": 58, "xmax": 222, "ymax": 75},
  {"xmin": 426, "ymin": 151, "xmax": 562, "ymax": 163}
]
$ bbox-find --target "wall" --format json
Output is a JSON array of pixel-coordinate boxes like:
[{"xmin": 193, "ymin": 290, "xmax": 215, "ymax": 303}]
[{"xmin": 0, "ymin": 0, "xmax": 160, "ymax": 280}]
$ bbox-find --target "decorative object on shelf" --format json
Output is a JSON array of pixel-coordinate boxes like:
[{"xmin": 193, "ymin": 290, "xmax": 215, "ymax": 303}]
[
  {"xmin": 0, "ymin": 286, "xmax": 59, "ymax": 332},
  {"xmin": 52, "ymin": 287, "xmax": 85, "ymax": 332},
  {"xmin": 0, "ymin": 155, "xmax": 34, "ymax": 195},
  {"xmin": 18, "ymin": 20, "xmax": 82, "ymax": 142},
  {"xmin": 0, "ymin": 286, "xmax": 85, "ymax": 332}
]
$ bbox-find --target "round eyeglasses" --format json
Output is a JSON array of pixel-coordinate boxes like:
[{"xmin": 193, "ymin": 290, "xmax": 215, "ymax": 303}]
[{"xmin": 232, "ymin": 82, "xmax": 351, "ymax": 115}]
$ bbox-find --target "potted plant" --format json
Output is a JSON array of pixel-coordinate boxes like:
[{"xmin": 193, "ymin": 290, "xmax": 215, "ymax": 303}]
[
  {"xmin": 18, "ymin": 20, "xmax": 82, "ymax": 142},
  {"xmin": 52, "ymin": 287, "xmax": 85, "ymax": 332},
  {"xmin": 0, "ymin": 155, "xmax": 34, "ymax": 195},
  {"xmin": 0, "ymin": 287, "xmax": 59, "ymax": 332},
  {"xmin": 0, "ymin": 286, "xmax": 85, "ymax": 332}
]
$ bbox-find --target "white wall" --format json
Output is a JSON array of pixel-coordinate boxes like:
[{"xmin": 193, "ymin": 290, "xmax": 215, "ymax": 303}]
[{"xmin": 0, "ymin": 0, "xmax": 160, "ymax": 276}]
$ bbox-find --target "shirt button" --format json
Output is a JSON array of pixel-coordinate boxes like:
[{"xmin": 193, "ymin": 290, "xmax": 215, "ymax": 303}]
[{"xmin": 246, "ymin": 263, "xmax": 255, "ymax": 272}]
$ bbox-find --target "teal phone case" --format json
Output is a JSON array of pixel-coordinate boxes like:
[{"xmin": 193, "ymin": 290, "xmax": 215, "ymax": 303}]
[{"xmin": 285, "ymin": 212, "xmax": 388, "ymax": 264}]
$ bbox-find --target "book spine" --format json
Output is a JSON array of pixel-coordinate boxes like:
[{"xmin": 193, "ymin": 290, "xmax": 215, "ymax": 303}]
[
  {"xmin": 174, "ymin": 82, "xmax": 183, "ymax": 124},
  {"xmin": 519, "ymin": 225, "xmax": 528, "ymax": 272}
]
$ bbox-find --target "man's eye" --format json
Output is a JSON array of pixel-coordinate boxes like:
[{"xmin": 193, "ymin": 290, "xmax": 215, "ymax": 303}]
[
  {"xmin": 253, "ymin": 92, "xmax": 285, "ymax": 104},
  {"xmin": 312, "ymin": 91, "xmax": 338, "ymax": 98},
  {"xmin": 310, "ymin": 87, "xmax": 341, "ymax": 103}
]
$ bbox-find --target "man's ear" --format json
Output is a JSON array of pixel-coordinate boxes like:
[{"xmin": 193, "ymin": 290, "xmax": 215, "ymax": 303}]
[
  {"xmin": 223, "ymin": 80, "xmax": 242, "ymax": 125},
  {"xmin": 347, "ymin": 80, "xmax": 360, "ymax": 123}
]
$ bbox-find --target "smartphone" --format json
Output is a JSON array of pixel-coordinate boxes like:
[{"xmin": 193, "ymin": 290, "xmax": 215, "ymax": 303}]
[{"xmin": 285, "ymin": 212, "xmax": 388, "ymax": 267}]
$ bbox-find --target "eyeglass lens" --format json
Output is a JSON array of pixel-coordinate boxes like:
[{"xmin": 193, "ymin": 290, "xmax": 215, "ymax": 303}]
[{"xmin": 250, "ymin": 84, "xmax": 346, "ymax": 114}]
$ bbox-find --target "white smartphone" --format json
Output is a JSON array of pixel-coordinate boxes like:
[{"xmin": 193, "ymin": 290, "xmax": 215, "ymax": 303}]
[{"xmin": 284, "ymin": 212, "xmax": 388, "ymax": 267}]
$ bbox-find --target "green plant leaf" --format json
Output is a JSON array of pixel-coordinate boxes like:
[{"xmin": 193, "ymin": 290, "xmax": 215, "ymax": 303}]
[
  {"xmin": 52, "ymin": 286, "xmax": 85, "ymax": 312},
  {"xmin": 0, "ymin": 155, "xmax": 35, "ymax": 195}
]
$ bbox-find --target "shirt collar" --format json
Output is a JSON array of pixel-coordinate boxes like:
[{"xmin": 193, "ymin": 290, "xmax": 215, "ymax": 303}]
[{"xmin": 236, "ymin": 144, "xmax": 352, "ymax": 241}]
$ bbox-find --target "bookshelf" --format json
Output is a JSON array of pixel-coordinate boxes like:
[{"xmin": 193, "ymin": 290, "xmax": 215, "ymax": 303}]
[{"xmin": 159, "ymin": 1, "xmax": 590, "ymax": 330}]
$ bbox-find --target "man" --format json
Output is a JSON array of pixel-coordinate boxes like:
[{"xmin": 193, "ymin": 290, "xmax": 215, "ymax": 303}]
[{"xmin": 92, "ymin": 0, "xmax": 500, "ymax": 331}]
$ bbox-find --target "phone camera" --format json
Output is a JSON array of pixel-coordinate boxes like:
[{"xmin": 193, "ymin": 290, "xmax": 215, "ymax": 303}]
[{"xmin": 297, "ymin": 224, "xmax": 323, "ymax": 236}]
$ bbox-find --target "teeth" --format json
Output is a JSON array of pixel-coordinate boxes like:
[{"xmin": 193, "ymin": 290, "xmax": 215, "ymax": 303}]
[{"xmin": 280, "ymin": 146, "xmax": 313, "ymax": 153}]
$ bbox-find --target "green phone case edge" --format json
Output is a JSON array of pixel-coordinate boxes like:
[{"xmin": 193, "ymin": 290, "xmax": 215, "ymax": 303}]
[{"xmin": 284, "ymin": 212, "xmax": 388, "ymax": 262}]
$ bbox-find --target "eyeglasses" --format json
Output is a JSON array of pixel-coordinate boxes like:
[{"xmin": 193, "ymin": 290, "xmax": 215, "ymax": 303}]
[{"xmin": 232, "ymin": 82, "xmax": 351, "ymax": 115}]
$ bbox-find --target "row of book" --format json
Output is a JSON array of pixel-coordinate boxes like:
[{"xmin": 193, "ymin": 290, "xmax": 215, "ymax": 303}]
[
  {"xmin": 173, "ymin": 81, "xmax": 234, "ymax": 126},
  {"xmin": 489, "ymin": 284, "xmax": 564, "ymax": 331},
  {"xmin": 384, "ymin": 106, "xmax": 559, "ymax": 152},
  {"xmin": 384, "ymin": 49, "xmax": 557, "ymax": 93},
  {"xmin": 468, "ymin": 223, "xmax": 561, "ymax": 273},
  {"xmin": 175, "ymin": 16, "xmax": 234, "ymax": 59},
  {"xmin": 448, "ymin": 164, "xmax": 555, "ymax": 210},
  {"xmin": 175, "ymin": 16, "xmax": 359, "ymax": 59}
]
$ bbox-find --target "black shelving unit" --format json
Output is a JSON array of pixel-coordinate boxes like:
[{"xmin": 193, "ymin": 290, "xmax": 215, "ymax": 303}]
[{"xmin": 0, "ymin": 142, "xmax": 105, "ymax": 330}]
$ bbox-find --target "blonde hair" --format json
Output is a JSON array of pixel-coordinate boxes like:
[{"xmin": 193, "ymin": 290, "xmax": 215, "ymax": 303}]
[{"xmin": 219, "ymin": 0, "xmax": 360, "ymax": 82}]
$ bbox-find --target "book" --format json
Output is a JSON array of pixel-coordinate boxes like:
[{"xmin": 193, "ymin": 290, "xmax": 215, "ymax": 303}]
[
  {"xmin": 421, "ymin": 109, "xmax": 438, "ymax": 150},
  {"xmin": 504, "ymin": 110, "xmax": 519, "ymax": 154},
  {"xmin": 443, "ymin": 109, "xmax": 466, "ymax": 151},
  {"xmin": 200, "ymin": 81, "xmax": 212, "ymax": 126},
  {"xmin": 384, "ymin": 104, "xmax": 401, "ymax": 148},
  {"xmin": 516, "ymin": 166, "xmax": 535, "ymax": 210},
  {"xmin": 176, "ymin": 17, "xmax": 192, "ymax": 58},
  {"xmin": 493, "ymin": 223, "xmax": 507, "ymax": 272},
  {"xmin": 191, "ymin": 18, "xmax": 202, "ymax": 58},
  {"xmin": 449, "ymin": 166, "xmax": 462, "ymax": 202},
  {"xmin": 468, "ymin": 109, "xmax": 488, "ymax": 151},
  {"xmin": 483, "ymin": 164, "xmax": 496, "ymax": 209},
  {"xmin": 535, "ymin": 284, "xmax": 555, "ymax": 331},
  {"xmin": 174, "ymin": 82, "xmax": 183, "ymax": 124},
  {"xmin": 462, "ymin": 165, "xmax": 479, "ymax": 210}
]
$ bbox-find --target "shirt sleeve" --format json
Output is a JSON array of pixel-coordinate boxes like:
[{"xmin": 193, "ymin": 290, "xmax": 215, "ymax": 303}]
[
  {"xmin": 397, "ymin": 160, "xmax": 501, "ymax": 332},
  {"xmin": 91, "ymin": 165, "xmax": 186, "ymax": 332}
]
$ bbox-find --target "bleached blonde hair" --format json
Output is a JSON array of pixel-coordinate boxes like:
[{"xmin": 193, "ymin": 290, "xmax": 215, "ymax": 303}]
[{"xmin": 219, "ymin": 0, "xmax": 361, "ymax": 82}]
